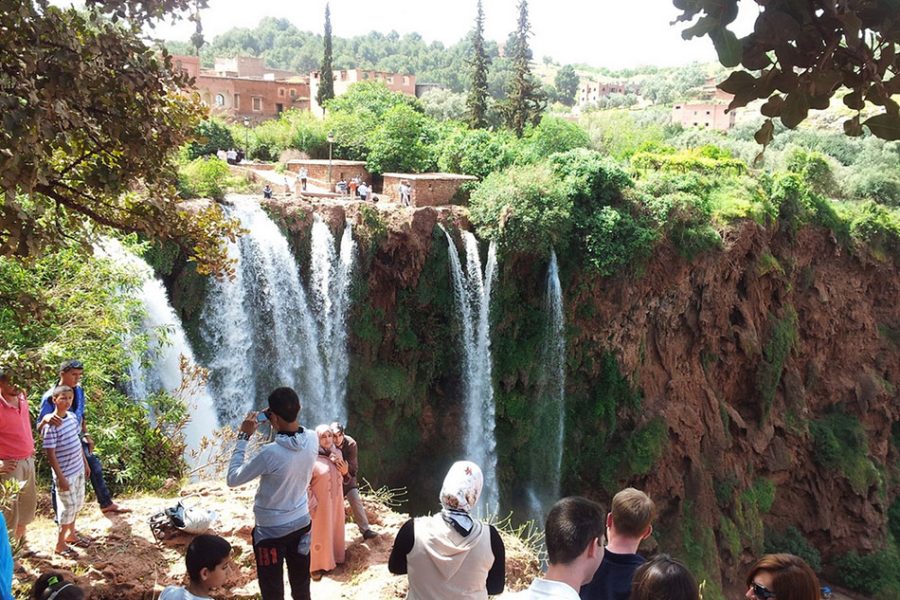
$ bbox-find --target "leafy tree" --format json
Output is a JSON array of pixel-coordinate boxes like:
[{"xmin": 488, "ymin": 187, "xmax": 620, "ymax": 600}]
[
  {"xmin": 365, "ymin": 105, "xmax": 439, "ymax": 175},
  {"xmin": 554, "ymin": 65, "xmax": 579, "ymax": 106},
  {"xmin": 518, "ymin": 116, "xmax": 591, "ymax": 163},
  {"xmin": 419, "ymin": 89, "xmax": 468, "ymax": 122},
  {"xmin": 500, "ymin": 0, "xmax": 546, "ymax": 136},
  {"xmin": 185, "ymin": 118, "xmax": 235, "ymax": 160},
  {"xmin": 316, "ymin": 3, "xmax": 335, "ymax": 109},
  {"xmin": 674, "ymin": 0, "xmax": 900, "ymax": 142},
  {"xmin": 1, "ymin": 0, "xmax": 241, "ymax": 276},
  {"xmin": 436, "ymin": 126, "xmax": 519, "ymax": 179},
  {"xmin": 325, "ymin": 81, "xmax": 420, "ymax": 117},
  {"xmin": 466, "ymin": 0, "xmax": 490, "ymax": 128}
]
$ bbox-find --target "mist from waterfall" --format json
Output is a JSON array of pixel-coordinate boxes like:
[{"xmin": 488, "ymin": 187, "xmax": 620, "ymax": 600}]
[
  {"xmin": 530, "ymin": 250, "xmax": 566, "ymax": 522},
  {"xmin": 443, "ymin": 227, "xmax": 500, "ymax": 517},
  {"xmin": 199, "ymin": 198, "xmax": 355, "ymax": 427},
  {"xmin": 96, "ymin": 239, "xmax": 216, "ymax": 457}
]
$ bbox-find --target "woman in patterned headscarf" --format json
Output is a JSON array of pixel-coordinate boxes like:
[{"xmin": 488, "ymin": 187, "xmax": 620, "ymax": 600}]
[{"xmin": 388, "ymin": 461, "xmax": 505, "ymax": 600}]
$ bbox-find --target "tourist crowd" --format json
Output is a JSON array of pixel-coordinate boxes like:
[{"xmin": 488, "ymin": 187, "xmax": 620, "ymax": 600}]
[{"xmin": 2, "ymin": 376, "xmax": 830, "ymax": 600}]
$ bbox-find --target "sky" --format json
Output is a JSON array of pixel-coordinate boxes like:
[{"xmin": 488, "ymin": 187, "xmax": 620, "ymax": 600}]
[{"xmin": 142, "ymin": 0, "xmax": 759, "ymax": 70}]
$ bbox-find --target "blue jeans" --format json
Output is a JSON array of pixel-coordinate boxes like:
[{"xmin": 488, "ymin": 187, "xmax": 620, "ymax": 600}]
[{"xmin": 51, "ymin": 442, "xmax": 114, "ymax": 519}]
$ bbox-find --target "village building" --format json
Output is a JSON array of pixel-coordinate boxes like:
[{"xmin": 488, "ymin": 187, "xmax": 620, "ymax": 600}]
[
  {"xmin": 172, "ymin": 55, "xmax": 415, "ymax": 123},
  {"xmin": 382, "ymin": 173, "xmax": 477, "ymax": 207},
  {"xmin": 576, "ymin": 80, "xmax": 638, "ymax": 107},
  {"xmin": 670, "ymin": 78, "xmax": 737, "ymax": 131}
]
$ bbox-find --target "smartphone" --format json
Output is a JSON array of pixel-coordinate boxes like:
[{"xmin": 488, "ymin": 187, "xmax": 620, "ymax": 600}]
[{"xmin": 256, "ymin": 411, "xmax": 268, "ymax": 423}]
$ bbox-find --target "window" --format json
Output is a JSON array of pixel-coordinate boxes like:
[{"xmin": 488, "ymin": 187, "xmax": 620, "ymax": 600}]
[
  {"xmin": 362, "ymin": 72, "xmax": 369, "ymax": 79},
  {"xmin": 214, "ymin": 93, "xmax": 225, "ymax": 107},
  {"xmin": 233, "ymin": 93, "xmax": 240, "ymax": 109},
  {"xmin": 252, "ymin": 97, "xmax": 262, "ymax": 111},
  {"xmin": 403, "ymin": 76, "xmax": 409, "ymax": 85},
  {"xmin": 276, "ymin": 103, "xmax": 284, "ymax": 114},
  {"xmin": 278, "ymin": 88, "xmax": 285, "ymax": 97},
  {"xmin": 706, "ymin": 110, "xmax": 711, "ymax": 115},
  {"xmin": 675, "ymin": 105, "xmax": 682, "ymax": 109},
  {"xmin": 289, "ymin": 88, "xmax": 297, "ymax": 98},
  {"xmin": 387, "ymin": 76, "xmax": 394, "ymax": 84}
]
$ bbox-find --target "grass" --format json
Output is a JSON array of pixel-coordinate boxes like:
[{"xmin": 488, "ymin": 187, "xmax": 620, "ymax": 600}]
[{"xmin": 755, "ymin": 307, "xmax": 798, "ymax": 420}]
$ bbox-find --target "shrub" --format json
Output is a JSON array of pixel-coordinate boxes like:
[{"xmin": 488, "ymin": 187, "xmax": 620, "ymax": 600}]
[
  {"xmin": 177, "ymin": 157, "xmax": 232, "ymax": 200},
  {"xmin": 185, "ymin": 118, "xmax": 236, "ymax": 160},
  {"xmin": 845, "ymin": 167, "xmax": 900, "ymax": 206},
  {"xmin": 645, "ymin": 191, "xmax": 721, "ymax": 260},
  {"xmin": 846, "ymin": 201, "xmax": 900, "ymax": 262},
  {"xmin": 549, "ymin": 148, "xmax": 633, "ymax": 213},
  {"xmin": 764, "ymin": 527, "xmax": 823, "ymax": 571},
  {"xmin": 436, "ymin": 125, "xmax": 519, "ymax": 180},
  {"xmin": 583, "ymin": 205, "xmax": 658, "ymax": 276},
  {"xmin": 631, "ymin": 147, "xmax": 748, "ymax": 177},
  {"xmin": 469, "ymin": 163, "xmax": 572, "ymax": 256},
  {"xmin": 783, "ymin": 146, "xmax": 841, "ymax": 198},
  {"xmin": 837, "ymin": 546, "xmax": 900, "ymax": 596},
  {"xmin": 809, "ymin": 411, "xmax": 879, "ymax": 495}
]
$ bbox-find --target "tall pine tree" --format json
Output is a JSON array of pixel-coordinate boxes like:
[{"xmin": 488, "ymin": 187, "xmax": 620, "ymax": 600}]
[
  {"xmin": 502, "ymin": 0, "xmax": 545, "ymax": 136},
  {"xmin": 316, "ymin": 2, "xmax": 335, "ymax": 111},
  {"xmin": 466, "ymin": 0, "xmax": 489, "ymax": 129}
]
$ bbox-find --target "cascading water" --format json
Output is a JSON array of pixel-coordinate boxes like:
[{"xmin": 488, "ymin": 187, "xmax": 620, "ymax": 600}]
[
  {"xmin": 200, "ymin": 198, "xmax": 325, "ymax": 424},
  {"xmin": 529, "ymin": 250, "xmax": 566, "ymax": 521},
  {"xmin": 95, "ymin": 240, "xmax": 216, "ymax": 457},
  {"xmin": 443, "ymin": 227, "xmax": 500, "ymax": 516},
  {"xmin": 309, "ymin": 216, "xmax": 356, "ymax": 425}
]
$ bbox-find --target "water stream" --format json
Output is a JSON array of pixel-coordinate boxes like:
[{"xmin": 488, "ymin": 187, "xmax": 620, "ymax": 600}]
[{"xmin": 443, "ymin": 227, "xmax": 500, "ymax": 516}]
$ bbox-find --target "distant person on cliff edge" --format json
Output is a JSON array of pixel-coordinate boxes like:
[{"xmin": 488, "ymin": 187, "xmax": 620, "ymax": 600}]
[
  {"xmin": 38, "ymin": 359, "xmax": 129, "ymax": 516},
  {"xmin": 263, "ymin": 184, "xmax": 273, "ymax": 199},
  {"xmin": 388, "ymin": 460, "xmax": 505, "ymax": 599},
  {"xmin": 226, "ymin": 387, "xmax": 317, "ymax": 600},
  {"xmin": 510, "ymin": 496, "xmax": 606, "ymax": 600},
  {"xmin": 330, "ymin": 422, "xmax": 378, "ymax": 540},
  {"xmin": 580, "ymin": 487, "xmax": 655, "ymax": 600}
]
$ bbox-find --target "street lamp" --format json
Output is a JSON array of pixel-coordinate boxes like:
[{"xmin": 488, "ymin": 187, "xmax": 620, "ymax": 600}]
[
  {"xmin": 327, "ymin": 131, "xmax": 335, "ymax": 187},
  {"xmin": 242, "ymin": 117, "xmax": 250, "ymax": 157}
]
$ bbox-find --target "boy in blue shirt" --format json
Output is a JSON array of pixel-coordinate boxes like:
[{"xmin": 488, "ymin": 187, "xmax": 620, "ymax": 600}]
[{"xmin": 160, "ymin": 534, "xmax": 233, "ymax": 600}]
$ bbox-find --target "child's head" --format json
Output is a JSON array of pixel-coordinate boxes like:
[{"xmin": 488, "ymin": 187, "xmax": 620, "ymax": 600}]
[
  {"xmin": 51, "ymin": 385, "xmax": 74, "ymax": 412},
  {"xmin": 31, "ymin": 573, "xmax": 85, "ymax": 600},
  {"xmin": 610, "ymin": 487, "xmax": 655, "ymax": 539},
  {"xmin": 186, "ymin": 534, "xmax": 232, "ymax": 588},
  {"xmin": 631, "ymin": 555, "xmax": 699, "ymax": 600}
]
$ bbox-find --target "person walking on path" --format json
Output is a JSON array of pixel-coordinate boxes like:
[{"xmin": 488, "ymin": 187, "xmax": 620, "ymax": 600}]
[
  {"xmin": 388, "ymin": 460, "xmax": 505, "ymax": 600},
  {"xmin": 0, "ymin": 368, "xmax": 37, "ymax": 548},
  {"xmin": 330, "ymin": 423, "xmax": 377, "ymax": 540},
  {"xmin": 38, "ymin": 360, "xmax": 128, "ymax": 516},
  {"xmin": 226, "ymin": 387, "xmax": 317, "ymax": 600}
]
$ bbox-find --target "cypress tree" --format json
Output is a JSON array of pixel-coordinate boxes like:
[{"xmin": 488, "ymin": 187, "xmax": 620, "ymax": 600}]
[
  {"xmin": 502, "ymin": 0, "xmax": 545, "ymax": 136},
  {"xmin": 466, "ymin": 0, "xmax": 490, "ymax": 129},
  {"xmin": 316, "ymin": 2, "xmax": 335, "ymax": 110}
]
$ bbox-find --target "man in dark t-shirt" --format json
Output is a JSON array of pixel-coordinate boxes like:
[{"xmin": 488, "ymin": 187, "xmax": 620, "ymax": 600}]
[{"xmin": 580, "ymin": 487, "xmax": 656, "ymax": 600}]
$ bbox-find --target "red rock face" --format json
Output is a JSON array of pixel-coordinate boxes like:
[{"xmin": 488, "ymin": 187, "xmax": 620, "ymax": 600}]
[{"xmin": 259, "ymin": 199, "xmax": 899, "ymax": 591}]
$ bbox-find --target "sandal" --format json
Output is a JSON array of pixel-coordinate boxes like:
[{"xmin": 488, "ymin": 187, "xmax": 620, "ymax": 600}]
[
  {"xmin": 66, "ymin": 536, "xmax": 93, "ymax": 548},
  {"xmin": 55, "ymin": 547, "xmax": 79, "ymax": 559}
]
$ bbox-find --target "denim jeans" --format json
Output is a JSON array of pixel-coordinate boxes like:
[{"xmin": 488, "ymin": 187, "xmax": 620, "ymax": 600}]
[{"xmin": 51, "ymin": 442, "xmax": 113, "ymax": 519}]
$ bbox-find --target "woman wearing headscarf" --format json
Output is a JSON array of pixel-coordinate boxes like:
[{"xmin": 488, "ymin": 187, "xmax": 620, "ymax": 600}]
[
  {"xmin": 308, "ymin": 424, "xmax": 349, "ymax": 581},
  {"xmin": 388, "ymin": 461, "xmax": 505, "ymax": 599}
]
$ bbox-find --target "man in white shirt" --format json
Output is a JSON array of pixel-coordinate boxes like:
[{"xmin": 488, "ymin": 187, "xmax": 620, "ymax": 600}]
[{"xmin": 511, "ymin": 497, "xmax": 606, "ymax": 599}]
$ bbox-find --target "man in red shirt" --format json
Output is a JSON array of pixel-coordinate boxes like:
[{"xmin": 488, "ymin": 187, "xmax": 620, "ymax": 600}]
[{"xmin": 0, "ymin": 367, "xmax": 37, "ymax": 545}]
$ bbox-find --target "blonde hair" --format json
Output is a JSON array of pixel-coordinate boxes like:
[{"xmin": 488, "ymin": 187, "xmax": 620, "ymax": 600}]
[{"xmin": 611, "ymin": 487, "xmax": 655, "ymax": 537}]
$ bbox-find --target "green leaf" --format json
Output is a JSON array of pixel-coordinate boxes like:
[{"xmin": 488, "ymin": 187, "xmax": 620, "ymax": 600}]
[
  {"xmin": 863, "ymin": 113, "xmax": 900, "ymax": 141},
  {"xmin": 710, "ymin": 28, "xmax": 743, "ymax": 68}
]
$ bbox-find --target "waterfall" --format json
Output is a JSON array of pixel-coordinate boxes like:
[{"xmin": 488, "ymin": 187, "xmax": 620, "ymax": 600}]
[
  {"xmin": 95, "ymin": 240, "xmax": 216, "ymax": 457},
  {"xmin": 200, "ymin": 198, "xmax": 325, "ymax": 424},
  {"xmin": 199, "ymin": 198, "xmax": 355, "ymax": 428},
  {"xmin": 443, "ymin": 227, "xmax": 500, "ymax": 516},
  {"xmin": 309, "ymin": 216, "xmax": 356, "ymax": 426},
  {"xmin": 531, "ymin": 250, "xmax": 566, "ymax": 521}
]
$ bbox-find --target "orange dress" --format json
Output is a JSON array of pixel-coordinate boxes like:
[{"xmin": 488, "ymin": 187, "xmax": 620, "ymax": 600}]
[{"xmin": 308, "ymin": 449, "xmax": 346, "ymax": 572}]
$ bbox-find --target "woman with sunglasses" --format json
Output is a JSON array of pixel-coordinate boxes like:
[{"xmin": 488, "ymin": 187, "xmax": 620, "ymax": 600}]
[{"xmin": 745, "ymin": 554, "xmax": 820, "ymax": 600}]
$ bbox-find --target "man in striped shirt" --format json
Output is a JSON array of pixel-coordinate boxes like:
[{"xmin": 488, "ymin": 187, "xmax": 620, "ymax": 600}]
[{"xmin": 42, "ymin": 385, "xmax": 90, "ymax": 557}]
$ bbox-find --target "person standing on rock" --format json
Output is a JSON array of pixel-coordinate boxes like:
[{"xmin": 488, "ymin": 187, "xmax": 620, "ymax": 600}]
[
  {"xmin": 226, "ymin": 387, "xmax": 317, "ymax": 600},
  {"xmin": 298, "ymin": 168, "xmax": 308, "ymax": 191},
  {"xmin": 330, "ymin": 422, "xmax": 378, "ymax": 540},
  {"xmin": 580, "ymin": 487, "xmax": 655, "ymax": 600},
  {"xmin": 38, "ymin": 360, "xmax": 129, "ymax": 516}
]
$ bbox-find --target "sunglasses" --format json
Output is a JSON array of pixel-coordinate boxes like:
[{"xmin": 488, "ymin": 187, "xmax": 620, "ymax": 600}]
[{"xmin": 751, "ymin": 582, "xmax": 776, "ymax": 600}]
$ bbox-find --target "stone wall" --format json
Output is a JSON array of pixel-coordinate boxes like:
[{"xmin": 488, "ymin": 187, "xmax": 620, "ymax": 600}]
[
  {"xmin": 286, "ymin": 160, "xmax": 370, "ymax": 191},
  {"xmin": 382, "ymin": 173, "xmax": 477, "ymax": 207}
]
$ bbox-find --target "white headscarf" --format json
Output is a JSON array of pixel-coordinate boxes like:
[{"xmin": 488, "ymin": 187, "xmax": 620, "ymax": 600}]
[{"xmin": 439, "ymin": 461, "xmax": 483, "ymax": 536}]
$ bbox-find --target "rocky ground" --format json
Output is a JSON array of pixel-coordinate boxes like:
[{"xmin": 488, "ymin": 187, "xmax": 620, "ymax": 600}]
[{"xmin": 11, "ymin": 481, "xmax": 540, "ymax": 599}]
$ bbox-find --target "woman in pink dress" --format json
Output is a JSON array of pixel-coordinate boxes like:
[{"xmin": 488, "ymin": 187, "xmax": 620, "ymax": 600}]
[{"xmin": 309, "ymin": 424, "xmax": 349, "ymax": 580}]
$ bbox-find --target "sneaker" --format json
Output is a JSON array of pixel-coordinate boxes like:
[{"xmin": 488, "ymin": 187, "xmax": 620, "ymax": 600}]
[{"xmin": 362, "ymin": 529, "xmax": 378, "ymax": 540}]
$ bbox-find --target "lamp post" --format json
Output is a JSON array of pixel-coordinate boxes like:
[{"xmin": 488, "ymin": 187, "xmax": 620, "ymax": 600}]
[
  {"xmin": 243, "ymin": 117, "xmax": 250, "ymax": 157},
  {"xmin": 327, "ymin": 131, "xmax": 334, "ymax": 188}
]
